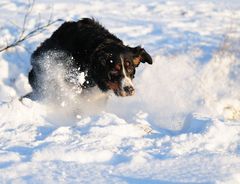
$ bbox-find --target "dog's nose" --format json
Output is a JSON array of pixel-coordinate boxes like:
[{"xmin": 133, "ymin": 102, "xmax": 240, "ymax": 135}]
[{"xmin": 123, "ymin": 86, "xmax": 135, "ymax": 95}]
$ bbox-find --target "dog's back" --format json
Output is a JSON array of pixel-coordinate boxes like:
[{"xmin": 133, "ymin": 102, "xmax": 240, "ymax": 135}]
[
  {"xmin": 32, "ymin": 18, "xmax": 122, "ymax": 67},
  {"xmin": 28, "ymin": 18, "xmax": 124, "ymax": 100}
]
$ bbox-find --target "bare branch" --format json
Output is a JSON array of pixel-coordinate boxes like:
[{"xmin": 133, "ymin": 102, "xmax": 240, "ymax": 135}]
[
  {"xmin": 18, "ymin": 0, "xmax": 35, "ymax": 40},
  {"xmin": 7, "ymin": 20, "xmax": 22, "ymax": 30},
  {"xmin": 0, "ymin": 18, "xmax": 63, "ymax": 53},
  {"xmin": 0, "ymin": 0, "xmax": 64, "ymax": 53}
]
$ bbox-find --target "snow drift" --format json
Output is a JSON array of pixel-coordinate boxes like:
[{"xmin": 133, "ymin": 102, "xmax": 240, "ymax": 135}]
[{"xmin": 0, "ymin": 0, "xmax": 240, "ymax": 183}]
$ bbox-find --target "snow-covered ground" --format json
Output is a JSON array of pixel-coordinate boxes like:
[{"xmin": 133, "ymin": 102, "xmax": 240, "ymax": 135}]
[{"xmin": 0, "ymin": 0, "xmax": 240, "ymax": 183}]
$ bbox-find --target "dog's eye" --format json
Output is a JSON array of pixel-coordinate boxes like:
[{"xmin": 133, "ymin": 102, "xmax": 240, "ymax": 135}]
[
  {"xmin": 125, "ymin": 60, "xmax": 130, "ymax": 67},
  {"xmin": 115, "ymin": 63, "xmax": 121, "ymax": 71}
]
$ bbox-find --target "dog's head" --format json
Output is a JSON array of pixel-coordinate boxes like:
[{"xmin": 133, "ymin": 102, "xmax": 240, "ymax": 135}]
[{"xmin": 90, "ymin": 43, "xmax": 152, "ymax": 97}]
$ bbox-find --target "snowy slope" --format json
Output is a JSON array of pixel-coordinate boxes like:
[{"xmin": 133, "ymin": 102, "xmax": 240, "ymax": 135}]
[{"xmin": 0, "ymin": 0, "xmax": 240, "ymax": 183}]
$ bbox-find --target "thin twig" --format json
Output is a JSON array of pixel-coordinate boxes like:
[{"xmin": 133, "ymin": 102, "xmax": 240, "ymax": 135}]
[
  {"xmin": 0, "ymin": 18, "xmax": 63, "ymax": 53},
  {"xmin": 18, "ymin": 0, "xmax": 35, "ymax": 40},
  {"xmin": 0, "ymin": 0, "xmax": 64, "ymax": 53}
]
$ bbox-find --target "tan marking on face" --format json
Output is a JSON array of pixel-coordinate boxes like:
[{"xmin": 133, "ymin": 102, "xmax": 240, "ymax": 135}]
[{"xmin": 133, "ymin": 56, "xmax": 142, "ymax": 66}]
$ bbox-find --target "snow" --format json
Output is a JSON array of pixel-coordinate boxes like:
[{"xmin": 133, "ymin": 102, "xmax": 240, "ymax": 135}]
[{"xmin": 0, "ymin": 0, "xmax": 240, "ymax": 183}]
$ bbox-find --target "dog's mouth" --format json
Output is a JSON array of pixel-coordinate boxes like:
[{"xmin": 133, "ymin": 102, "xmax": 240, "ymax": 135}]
[
  {"xmin": 114, "ymin": 88, "xmax": 135, "ymax": 97},
  {"xmin": 106, "ymin": 81, "xmax": 135, "ymax": 97}
]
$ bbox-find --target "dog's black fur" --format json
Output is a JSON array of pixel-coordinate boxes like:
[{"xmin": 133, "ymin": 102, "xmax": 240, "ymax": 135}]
[{"xmin": 28, "ymin": 18, "xmax": 152, "ymax": 99}]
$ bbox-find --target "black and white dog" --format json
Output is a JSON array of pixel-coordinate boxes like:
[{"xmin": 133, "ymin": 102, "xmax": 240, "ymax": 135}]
[{"xmin": 27, "ymin": 18, "xmax": 152, "ymax": 102}]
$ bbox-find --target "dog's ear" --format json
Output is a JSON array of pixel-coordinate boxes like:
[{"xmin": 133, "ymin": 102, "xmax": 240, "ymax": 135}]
[
  {"xmin": 132, "ymin": 46, "xmax": 153, "ymax": 66},
  {"xmin": 93, "ymin": 50, "xmax": 107, "ymax": 66},
  {"xmin": 99, "ymin": 54, "xmax": 107, "ymax": 66}
]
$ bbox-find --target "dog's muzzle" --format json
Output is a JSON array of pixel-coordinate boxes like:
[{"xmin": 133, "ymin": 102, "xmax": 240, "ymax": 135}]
[
  {"xmin": 114, "ymin": 87, "xmax": 135, "ymax": 97},
  {"xmin": 114, "ymin": 84, "xmax": 135, "ymax": 97},
  {"xmin": 108, "ymin": 82, "xmax": 135, "ymax": 97},
  {"xmin": 123, "ymin": 85, "xmax": 135, "ymax": 96},
  {"xmin": 118, "ymin": 72, "xmax": 135, "ymax": 96}
]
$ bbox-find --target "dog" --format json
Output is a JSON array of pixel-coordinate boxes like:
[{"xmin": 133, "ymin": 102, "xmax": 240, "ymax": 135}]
[{"xmin": 27, "ymin": 18, "xmax": 152, "ymax": 102}]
